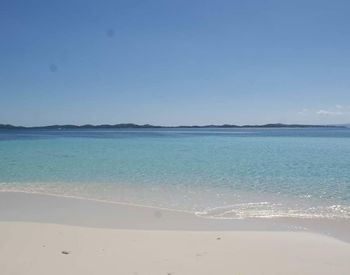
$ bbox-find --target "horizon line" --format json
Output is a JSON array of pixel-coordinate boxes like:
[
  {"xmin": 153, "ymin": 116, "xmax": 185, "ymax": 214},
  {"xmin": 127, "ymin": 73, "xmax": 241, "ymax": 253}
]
[{"xmin": 0, "ymin": 123, "xmax": 348, "ymax": 129}]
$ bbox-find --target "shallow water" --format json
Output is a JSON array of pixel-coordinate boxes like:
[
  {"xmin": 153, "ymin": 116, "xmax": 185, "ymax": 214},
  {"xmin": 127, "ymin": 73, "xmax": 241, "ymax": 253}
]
[{"xmin": 0, "ymin": 128, "xmax": 350, "ymax": 220}]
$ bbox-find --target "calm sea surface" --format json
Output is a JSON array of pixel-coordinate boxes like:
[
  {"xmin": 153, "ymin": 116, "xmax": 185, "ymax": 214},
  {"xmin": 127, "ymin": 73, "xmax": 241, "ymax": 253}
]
[{"xmin": 1, "ymin": 128, "xmax": 350, "ymax": 220}]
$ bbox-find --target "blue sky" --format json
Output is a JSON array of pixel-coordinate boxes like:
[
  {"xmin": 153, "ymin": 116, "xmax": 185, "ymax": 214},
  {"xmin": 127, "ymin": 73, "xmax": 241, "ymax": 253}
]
[{"xmin": 1, "ymin": 0, "xmax": 350, "ymax": 126}]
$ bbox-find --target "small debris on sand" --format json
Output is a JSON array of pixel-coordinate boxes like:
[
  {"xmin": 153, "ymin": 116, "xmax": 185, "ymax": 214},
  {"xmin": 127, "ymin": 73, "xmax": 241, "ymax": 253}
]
[
  {"xmin": 216, "ymin": 237, "xmax": 221, "ymax": 240},
  {"xmin": 61, "ymin": 251, "xmax": 70, "ymax": 255}
]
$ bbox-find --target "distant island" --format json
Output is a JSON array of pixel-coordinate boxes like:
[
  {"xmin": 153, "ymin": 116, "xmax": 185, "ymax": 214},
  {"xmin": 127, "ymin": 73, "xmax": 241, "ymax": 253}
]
[{"xmin": 0, "ymin": 123, "xmax": 347, "ymax": 130}]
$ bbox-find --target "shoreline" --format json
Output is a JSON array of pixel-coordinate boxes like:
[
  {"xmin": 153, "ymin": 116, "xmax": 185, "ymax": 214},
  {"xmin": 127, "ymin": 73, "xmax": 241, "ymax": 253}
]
[
  {"xmin": 1, "ymin": 191, "xmax": 350, "ymax": 242},
  {"xmin": 2, "ymin": 188, "xmax": 349, "ymax": 220},
  {"xmin": 0, "ymin": 189, "xmax": 192, "ymax": 214}
]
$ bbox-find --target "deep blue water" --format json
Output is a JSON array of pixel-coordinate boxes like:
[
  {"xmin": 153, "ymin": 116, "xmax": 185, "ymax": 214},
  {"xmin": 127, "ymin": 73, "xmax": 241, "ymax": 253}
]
[{"xmin": 1, "ymin": 128, "xmax": 350, "ymax": 219}]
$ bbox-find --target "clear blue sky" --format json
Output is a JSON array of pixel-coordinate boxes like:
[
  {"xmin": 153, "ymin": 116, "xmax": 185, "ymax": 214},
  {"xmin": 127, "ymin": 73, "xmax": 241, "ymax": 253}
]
[{"xmin": 1, "ymin": 0, "xmax": 350, "ymax": 126}]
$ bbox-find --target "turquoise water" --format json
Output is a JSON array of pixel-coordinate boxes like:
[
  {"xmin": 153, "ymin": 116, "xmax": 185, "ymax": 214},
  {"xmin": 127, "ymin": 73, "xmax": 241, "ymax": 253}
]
[{"xmin": 0, "ymin": 128, "xmax": 350, "ymax": 219}]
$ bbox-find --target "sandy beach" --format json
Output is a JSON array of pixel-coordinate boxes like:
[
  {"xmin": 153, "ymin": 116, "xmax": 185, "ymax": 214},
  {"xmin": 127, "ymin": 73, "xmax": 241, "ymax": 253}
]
[
  {"xmin": 0, "ymin": 192, "xmax": 350, "ymax": 275},
  {"xmin": 1, "ymin": 222, "xmax": 350, "ymax": 275}
]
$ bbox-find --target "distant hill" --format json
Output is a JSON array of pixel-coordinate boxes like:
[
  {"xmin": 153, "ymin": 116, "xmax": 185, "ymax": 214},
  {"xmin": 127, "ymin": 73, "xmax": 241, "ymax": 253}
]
[
  {"xmin": 0, "ymin": 124, "xmax": 26, "ymax": 129},
  {"xmin": 0, "ymin": 123, "xmax": 346, "ymax": 130},
  {"xmin": 332, "ymin": 124, "xmax": 350, "ymax": 128}
]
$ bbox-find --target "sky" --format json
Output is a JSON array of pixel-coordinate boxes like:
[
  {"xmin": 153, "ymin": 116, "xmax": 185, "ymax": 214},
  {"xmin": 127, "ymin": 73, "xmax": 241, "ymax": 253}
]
[{"xmin": 1, "ymin": 0, "xmax": 350, "ymax": 126}]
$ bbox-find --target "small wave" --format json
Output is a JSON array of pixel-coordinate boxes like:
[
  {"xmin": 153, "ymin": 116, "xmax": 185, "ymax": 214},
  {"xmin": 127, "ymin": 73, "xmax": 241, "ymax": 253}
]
[{"xmin": 195, "ymin": 202, "xmax": 350, "ymax": 220}]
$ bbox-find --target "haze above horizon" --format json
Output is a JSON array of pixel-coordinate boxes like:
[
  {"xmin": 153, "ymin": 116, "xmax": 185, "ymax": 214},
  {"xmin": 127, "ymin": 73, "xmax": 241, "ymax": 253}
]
[{"xmin": 1, "ymin": 0, "xmax": 350, "ymax": 126}]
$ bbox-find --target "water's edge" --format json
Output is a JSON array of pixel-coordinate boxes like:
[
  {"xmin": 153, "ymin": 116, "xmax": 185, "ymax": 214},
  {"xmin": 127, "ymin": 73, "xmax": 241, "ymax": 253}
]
[{"xmin": 1, "ymin": 191, "xmax": 349, "ymax": 243}]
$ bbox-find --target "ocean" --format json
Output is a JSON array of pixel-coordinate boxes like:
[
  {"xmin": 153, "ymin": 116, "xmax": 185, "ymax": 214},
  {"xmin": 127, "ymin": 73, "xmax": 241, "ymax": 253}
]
[{"xmin": 0, "ymin": 127, "xmax": 349, "ymax": 220}]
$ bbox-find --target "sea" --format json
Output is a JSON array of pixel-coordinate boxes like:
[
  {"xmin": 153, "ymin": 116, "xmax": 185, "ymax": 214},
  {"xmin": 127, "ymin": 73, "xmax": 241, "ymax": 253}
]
[{"xmin": 0, "ymin": 127, "xmax": 349, "ymax": 220}]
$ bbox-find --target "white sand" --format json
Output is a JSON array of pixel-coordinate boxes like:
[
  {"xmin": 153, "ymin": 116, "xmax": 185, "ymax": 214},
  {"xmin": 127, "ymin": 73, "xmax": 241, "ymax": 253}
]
[
  {"xmin": 1, "ymin": 221, "xmax": 350, "ymax": 275},
  {"xmin": 1, "ymin": 192, "xmax": 350, "ymax": 274}
]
